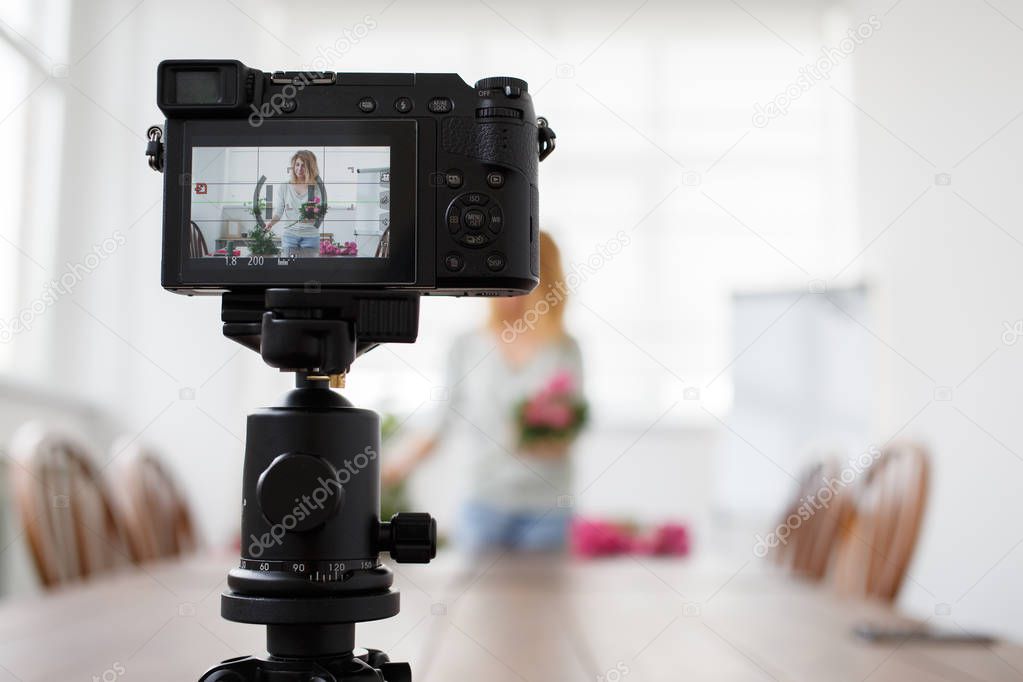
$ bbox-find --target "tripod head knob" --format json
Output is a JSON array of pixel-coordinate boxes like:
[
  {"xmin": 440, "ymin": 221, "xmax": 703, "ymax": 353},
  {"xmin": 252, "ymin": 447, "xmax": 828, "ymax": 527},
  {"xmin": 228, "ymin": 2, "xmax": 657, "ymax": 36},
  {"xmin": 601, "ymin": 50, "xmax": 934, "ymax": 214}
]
[{"xmin": 378, "ymin": 513, "xmax": 437, "ymax": 563}]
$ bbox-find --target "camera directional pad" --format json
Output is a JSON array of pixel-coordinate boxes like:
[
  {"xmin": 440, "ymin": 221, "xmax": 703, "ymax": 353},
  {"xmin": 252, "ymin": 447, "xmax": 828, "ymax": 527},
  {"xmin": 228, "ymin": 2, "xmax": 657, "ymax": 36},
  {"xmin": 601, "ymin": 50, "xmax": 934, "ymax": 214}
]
[{"xmin": 445, "ymin": 192, "xmax": 503, "ymax": 249}]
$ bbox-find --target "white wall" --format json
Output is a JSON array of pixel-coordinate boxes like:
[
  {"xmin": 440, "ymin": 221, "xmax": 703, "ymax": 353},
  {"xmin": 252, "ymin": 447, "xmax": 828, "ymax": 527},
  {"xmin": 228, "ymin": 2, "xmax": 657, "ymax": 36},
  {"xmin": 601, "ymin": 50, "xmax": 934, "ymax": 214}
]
[{"xmin": 851, "ymin": 0, "xmax": 1023, "ymax": 638}]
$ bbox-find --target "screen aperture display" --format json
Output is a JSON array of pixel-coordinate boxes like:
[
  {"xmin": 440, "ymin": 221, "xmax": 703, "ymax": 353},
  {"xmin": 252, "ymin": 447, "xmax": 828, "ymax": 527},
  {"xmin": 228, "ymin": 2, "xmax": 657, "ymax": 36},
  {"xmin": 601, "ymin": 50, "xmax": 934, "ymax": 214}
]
[{"xmin": 189, "ymin": 145, "xmax": 391, "ymax": 263}]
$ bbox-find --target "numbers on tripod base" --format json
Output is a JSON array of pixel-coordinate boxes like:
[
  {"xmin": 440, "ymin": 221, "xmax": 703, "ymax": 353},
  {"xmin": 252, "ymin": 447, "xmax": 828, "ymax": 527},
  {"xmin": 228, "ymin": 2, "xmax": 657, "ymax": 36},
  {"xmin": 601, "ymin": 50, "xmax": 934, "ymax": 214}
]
[{"xmin": 238, "ymin": 558, "xmax": 380, "ymax": 583}]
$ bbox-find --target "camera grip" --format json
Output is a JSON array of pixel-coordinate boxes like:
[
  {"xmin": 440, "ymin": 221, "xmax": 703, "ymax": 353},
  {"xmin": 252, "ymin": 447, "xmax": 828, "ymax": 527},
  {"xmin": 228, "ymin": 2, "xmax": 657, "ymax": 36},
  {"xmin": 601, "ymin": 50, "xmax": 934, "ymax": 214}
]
[{"xmin": 441, "ymin": 118, "xmax": 539, "ymax": 181}]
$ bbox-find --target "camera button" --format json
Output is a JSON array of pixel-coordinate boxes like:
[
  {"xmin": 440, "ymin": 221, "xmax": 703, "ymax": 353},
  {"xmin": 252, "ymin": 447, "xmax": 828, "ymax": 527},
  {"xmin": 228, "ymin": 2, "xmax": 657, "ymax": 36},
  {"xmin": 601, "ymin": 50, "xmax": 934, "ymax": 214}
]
[
  {"xmin": 394, "ymin": 96, "xmax": 414, "ymax": 113},
  {"xmin": 446, "ymin": 212, "xmax": 461, "ymax": 233},
  {"xmin": 461, "ymin": 192, "xmax": 489, "ymax": 206},
  {"xmin": 357, "ymin": 97, "xmax": 376, "ymax": 113},
  {"xmin": 280, "ymin": 98, "xmax": 297, "ymax": 113},
  {"xmin": 443, "ymin": 252, "xmax": 465, "ymax": 272},
  {"xmin": 459, "ymin": 233, "xmax": 489, "ymax": 248},
  {"xmin": 486, "ymin": 171, "xmax": 505, "ymax": 189},
  {"xmin": 485, "ymin": 252, "xmax": 506, "ymax": 271},
  {"xmin": 487, "ymin": 206, "xmax": 503, "ymax": 234},
  {"xmin": 463, "ymin": 209, "xmax": 487, "ymax": 230},
  {"xmin": 428, "ymin": 97, "xmax": 454, "ymax": 114},
  {"xmin": 445, "ymin": 170, "xmax": 463, "ymax": 189}
]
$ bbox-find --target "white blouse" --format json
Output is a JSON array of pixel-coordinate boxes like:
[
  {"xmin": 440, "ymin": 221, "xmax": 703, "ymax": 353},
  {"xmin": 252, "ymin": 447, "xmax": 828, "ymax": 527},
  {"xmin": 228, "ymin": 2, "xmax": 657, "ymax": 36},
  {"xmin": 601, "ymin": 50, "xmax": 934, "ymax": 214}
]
[
  {"xmin": 271, "ymin": 182, "xmax": 321, "ymax": 238},
  {"xmin": 436, "ymin": 329, "xmax": 585, "ymax": 511}
]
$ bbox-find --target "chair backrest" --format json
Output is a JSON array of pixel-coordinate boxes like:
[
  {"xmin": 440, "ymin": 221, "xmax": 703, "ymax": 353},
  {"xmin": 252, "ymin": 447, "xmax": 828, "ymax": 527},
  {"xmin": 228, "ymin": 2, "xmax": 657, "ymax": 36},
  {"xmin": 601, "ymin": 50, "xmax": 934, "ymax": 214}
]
[
  {"xmin": 7, "ymin": 424, "xmax": 131, "ymax": 588},
  {"xmin": 831, "ymin": 441, "xmax": 930, "ymax": 602},
  {"xmin": 771, "ymin": 456, "xmax": 854, "ymax": 580},
  {"xmin": 189, "ymin": 221, "xmax": 210, "ymax": 258},
  {"xmin": 113, "ymin": 442, "xmax": 198, "ymax": 563},
  {"xmin": 375, "ymin": 227, "xmax": 391, "ymax": 258}
]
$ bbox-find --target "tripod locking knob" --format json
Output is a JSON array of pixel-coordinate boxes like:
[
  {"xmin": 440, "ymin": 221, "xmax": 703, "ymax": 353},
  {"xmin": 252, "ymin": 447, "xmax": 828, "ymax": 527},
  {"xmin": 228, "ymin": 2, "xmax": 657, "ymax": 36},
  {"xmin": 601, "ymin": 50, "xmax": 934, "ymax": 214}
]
[
  {"xmin": 378, "ymin": 513, "xmax": 437, "ymax": 563},
  {"xmin": 257, "ymin": 453, "xmax": 344, "ymax": 532}
]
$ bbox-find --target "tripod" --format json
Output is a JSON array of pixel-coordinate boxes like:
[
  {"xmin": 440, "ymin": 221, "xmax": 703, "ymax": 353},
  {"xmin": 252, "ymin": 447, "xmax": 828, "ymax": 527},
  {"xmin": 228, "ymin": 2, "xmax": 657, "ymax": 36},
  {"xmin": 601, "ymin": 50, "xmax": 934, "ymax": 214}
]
[{"xmin": 200, "ymin": 289, "xmax": 436, "ymax": 682}]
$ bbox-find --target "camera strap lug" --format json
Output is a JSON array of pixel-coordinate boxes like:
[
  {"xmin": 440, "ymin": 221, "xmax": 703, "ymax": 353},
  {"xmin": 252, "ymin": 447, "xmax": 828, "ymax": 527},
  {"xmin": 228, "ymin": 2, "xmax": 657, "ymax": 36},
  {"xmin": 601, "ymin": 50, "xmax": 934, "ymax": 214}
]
[
  {"xmin": 145, "ymin": 125, "xmax": 165, "ymax": 172},
  {"xmin": 537, "ymin": 116, "xmax": 556, "ymax": 161}
]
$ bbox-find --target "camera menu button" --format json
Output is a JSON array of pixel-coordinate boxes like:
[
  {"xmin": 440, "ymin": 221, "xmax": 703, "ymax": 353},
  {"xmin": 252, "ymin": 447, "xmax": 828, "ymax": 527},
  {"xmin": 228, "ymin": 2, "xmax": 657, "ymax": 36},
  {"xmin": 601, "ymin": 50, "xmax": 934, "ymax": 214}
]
[{"xmin": 463, "ymin": 209, "xmax": 487, "ymax": 230}]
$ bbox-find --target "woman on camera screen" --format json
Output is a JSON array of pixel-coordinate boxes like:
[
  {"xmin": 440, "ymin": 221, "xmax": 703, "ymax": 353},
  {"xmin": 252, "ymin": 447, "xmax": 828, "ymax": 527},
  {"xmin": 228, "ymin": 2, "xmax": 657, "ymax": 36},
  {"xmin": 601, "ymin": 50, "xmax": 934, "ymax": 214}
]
[{"xmin": 264, "ymin": 149, "xmax": 323, "ymax": 257}]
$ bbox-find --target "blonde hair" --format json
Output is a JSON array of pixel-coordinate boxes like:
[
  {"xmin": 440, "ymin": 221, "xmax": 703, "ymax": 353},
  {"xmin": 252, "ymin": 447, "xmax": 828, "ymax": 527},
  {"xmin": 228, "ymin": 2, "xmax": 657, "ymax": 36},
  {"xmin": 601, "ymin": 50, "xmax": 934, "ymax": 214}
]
[
  {"xmin": 289, "ymin": 150, "xmax": 320, "ymax": 184},
  {"xmin": 488, "ymin": 231, "xmax": 567, "ymax": 339}
]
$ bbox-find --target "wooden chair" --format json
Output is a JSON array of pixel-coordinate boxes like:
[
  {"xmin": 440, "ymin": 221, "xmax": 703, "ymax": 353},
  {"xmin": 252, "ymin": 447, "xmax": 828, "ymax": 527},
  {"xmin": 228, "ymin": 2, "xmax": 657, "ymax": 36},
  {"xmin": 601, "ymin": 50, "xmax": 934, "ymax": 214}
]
[
  {"xmin": 7, "ymin": 424, "xmax": 132, "ymax": 588},
  {"xmin": 830, "ymin": 441, "xmax": 930, "ymax": 602},
  {"xmin": 189, "ymin": 221, "xmax": 210, "ymax": 258},
  {"xmin": 112, "ymin": 441, "xmax": 198, "ymax": 563},
  {"xmin": 771, "ymin": 456, "xmax": 854, "ymax": 580},
  {"xmin": 375, "ymin": 226, "xmax": 391, "ymax": 258}
]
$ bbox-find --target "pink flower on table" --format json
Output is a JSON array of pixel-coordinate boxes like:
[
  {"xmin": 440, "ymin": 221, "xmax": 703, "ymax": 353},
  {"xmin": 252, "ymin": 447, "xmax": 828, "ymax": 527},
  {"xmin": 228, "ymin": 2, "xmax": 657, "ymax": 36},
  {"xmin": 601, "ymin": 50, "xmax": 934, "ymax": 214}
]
[
  {"xmin": 570, "ymin": 518, "xmax": 692, "ymax": 559},
  {"xmin": 649, "ymin": 522, "xmax": 690, "ymax": 556},
  {"xmin": 570, "ymin": 519, "xmax": 631, "ymax": 558}
]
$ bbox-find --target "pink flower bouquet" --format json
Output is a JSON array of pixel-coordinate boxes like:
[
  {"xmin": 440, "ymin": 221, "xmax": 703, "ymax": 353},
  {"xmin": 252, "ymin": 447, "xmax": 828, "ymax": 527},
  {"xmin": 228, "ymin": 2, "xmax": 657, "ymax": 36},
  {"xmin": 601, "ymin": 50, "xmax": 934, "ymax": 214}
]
[
  {"xmin": 299, "ymin": 196, "xmax": 328, "ymax": 222},
  {"xmin": 514, "ymin": 370, "xmax": 587, "ymax": 446},
  {"xmin": 320, "ymin": 239, "xmax": 358, "ymax": 257}
]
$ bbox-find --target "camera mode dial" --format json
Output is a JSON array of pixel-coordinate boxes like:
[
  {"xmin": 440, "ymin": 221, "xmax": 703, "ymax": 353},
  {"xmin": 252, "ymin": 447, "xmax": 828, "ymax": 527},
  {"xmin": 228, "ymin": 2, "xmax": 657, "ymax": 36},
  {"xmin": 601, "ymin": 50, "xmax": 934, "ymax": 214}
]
[{"xmin": 474, "ymin": 76, "xmax": 528, "ymax": 94}]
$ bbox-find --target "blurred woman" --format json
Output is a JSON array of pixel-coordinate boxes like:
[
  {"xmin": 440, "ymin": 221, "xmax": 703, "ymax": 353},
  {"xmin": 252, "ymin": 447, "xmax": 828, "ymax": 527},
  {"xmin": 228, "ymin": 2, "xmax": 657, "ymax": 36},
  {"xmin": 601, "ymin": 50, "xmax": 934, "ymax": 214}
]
[
  {"xmin": 383, "ymin": 232, "xmax": 584, "ymax": 553},
  {"xmin": 264, "ymin": 150, "xmax": 322, "ymax": 257}
]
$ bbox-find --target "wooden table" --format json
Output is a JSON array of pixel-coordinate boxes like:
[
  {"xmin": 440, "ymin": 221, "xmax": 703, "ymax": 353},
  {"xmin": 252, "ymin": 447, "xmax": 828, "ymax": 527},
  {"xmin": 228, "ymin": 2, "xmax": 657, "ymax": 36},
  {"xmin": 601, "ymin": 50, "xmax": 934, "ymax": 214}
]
[{"xmin": 0, "ymin": 552, "xmax": 1019, "ymax": 681}]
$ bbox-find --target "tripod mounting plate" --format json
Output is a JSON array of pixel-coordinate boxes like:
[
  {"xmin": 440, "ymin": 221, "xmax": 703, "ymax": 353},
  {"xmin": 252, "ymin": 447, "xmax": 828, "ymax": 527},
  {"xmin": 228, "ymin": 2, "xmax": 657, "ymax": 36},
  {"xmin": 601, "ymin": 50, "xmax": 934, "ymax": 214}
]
[{"xmin": 222, "ymin": 289, "xmax": 421, "ymax": 374}]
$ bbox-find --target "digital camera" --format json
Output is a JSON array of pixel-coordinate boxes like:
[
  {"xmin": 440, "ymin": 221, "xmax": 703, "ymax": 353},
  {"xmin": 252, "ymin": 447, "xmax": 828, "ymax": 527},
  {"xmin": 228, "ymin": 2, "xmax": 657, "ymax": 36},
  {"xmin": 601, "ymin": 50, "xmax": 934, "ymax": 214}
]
[{"xmin": 155, "ymin": 60, "xmax": 555, "ymax": 297}]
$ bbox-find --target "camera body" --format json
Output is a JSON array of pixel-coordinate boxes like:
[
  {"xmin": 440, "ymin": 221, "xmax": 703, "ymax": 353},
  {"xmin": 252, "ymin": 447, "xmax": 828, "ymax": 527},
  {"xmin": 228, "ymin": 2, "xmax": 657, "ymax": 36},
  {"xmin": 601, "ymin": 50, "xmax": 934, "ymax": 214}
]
[{"xmin": 157, "ymin": 60, "xmax": 551, "ymax": 297}]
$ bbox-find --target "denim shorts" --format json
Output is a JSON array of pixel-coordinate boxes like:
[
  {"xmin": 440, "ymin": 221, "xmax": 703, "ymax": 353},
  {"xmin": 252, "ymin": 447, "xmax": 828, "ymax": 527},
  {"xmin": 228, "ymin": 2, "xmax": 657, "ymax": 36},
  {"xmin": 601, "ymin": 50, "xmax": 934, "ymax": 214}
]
[
  {"xmin": 457, "ymin": 501, "xmax": 571, "ymax": 554},
  {"xmin": 282, "ymin": 234, "xmax": 319, "ymax": 254}
]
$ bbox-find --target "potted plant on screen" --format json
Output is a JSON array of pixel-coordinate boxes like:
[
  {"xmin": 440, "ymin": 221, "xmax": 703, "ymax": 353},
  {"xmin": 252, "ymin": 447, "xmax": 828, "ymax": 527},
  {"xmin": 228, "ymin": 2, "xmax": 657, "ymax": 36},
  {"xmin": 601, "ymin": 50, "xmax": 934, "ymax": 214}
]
[{"xmin": 247, "ymin": 199, "xmax": 279, "ymax": 256}]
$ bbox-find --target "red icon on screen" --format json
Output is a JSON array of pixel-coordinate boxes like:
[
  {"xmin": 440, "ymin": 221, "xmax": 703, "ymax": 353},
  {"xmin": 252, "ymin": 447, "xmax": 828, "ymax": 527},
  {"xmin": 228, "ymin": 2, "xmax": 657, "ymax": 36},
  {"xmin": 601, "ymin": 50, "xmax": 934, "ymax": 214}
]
[{"xmin": 194, "ymin": 182, "xmax": 208, "ymax": 194}]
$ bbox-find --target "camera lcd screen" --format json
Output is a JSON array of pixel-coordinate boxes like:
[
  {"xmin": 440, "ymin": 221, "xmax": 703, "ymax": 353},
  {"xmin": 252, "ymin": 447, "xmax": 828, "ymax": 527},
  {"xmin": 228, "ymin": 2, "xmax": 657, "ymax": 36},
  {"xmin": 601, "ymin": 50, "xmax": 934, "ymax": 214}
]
[{"xmin": 189, "ymin": 145, "xmax": 392, "ymax": 262}]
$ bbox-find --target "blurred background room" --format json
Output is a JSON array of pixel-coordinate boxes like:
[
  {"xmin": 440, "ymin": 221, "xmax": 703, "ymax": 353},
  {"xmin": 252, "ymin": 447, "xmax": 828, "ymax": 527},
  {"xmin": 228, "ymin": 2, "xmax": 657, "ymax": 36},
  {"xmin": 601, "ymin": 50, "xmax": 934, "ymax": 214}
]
[{"xmin": 1, "ymin": 0, "xmax": 1023, "ymax": 679}]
